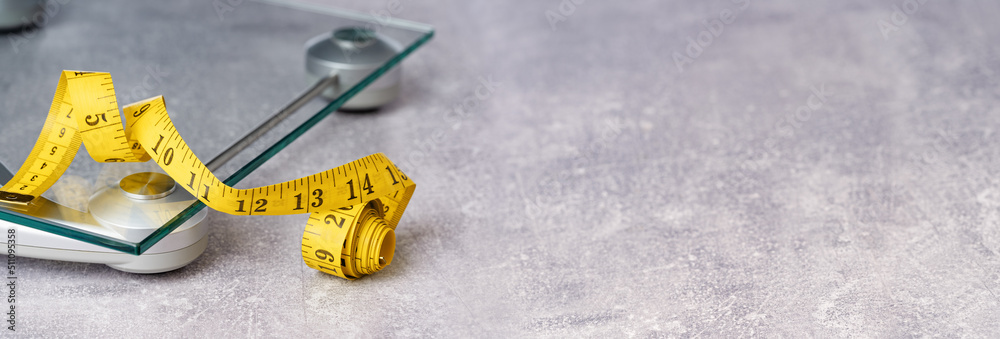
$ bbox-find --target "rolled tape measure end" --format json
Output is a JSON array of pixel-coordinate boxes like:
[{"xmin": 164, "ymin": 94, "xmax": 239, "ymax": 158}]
[{"xmin": 302, "ymin": 199, "xmax": 402, "ymax": 279}]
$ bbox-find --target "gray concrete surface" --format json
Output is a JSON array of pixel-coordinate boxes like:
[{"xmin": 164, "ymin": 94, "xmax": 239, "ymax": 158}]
[{"xmin": 4, "ymin": 0, "xmax": 1000, "ymax": 337}]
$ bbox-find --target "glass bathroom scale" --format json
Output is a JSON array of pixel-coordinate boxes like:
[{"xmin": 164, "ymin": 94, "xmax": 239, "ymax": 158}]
[{"xmin": 0, "ymin": 0, "xmax": 434, "ymax": 255}]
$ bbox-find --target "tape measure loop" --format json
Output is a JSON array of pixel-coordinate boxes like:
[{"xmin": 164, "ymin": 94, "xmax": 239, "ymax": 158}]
[{"xmin": 0, "ymin": 71, "xmax": 416, "ymax": 280}]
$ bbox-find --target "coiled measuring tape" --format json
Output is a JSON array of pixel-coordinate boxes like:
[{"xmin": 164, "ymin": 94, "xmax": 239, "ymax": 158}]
[{"xmin": 0, "ymin": 71, "xmax": 415, "ymax": 280}]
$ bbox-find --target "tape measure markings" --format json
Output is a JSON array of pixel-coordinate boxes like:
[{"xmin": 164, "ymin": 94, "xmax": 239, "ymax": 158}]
[{"xmin": 0, "ymin": 71, "xmax": 416, "ymax": 279}]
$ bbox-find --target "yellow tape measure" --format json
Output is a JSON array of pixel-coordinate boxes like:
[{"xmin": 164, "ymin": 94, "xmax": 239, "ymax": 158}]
[{"xmin": 0, "ymin": 71, "xmax": 415, "ymax": 280}]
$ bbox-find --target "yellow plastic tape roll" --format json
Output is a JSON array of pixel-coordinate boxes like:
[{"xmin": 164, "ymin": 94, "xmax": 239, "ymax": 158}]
[{"xmin": 0, "ymin": 71, "xmax": 415, "ymax": 279}]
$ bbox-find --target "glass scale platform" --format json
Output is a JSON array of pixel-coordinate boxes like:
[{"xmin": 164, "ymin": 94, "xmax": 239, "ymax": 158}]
[{"xmin": 0, "ymin": 0, "xmax": 433, "ymax": 256}]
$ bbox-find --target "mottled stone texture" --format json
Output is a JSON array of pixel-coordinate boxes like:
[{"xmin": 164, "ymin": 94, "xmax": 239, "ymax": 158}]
[{"xmin": 3, "ymin": 0, "xmax": 1000, "ymax": 337}]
